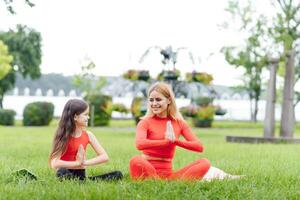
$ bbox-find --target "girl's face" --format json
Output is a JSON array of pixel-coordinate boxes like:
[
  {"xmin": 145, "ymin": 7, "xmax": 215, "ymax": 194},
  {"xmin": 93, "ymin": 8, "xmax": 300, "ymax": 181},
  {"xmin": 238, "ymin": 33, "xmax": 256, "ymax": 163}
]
[
  {"xmin": 74, "ymin": 107, "xmax": 90, "ymax": 127},
  {"xmin": 149, "ymin": 90, "xmax": 170, "ymax": 118}
]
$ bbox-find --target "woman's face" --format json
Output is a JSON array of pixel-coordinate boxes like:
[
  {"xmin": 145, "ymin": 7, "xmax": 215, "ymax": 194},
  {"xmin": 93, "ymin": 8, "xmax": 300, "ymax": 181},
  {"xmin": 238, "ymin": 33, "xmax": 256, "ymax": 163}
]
[
  {"xmin": 74, "ymin": 106, "xmax": 90, "ymax": 127},
  {"xmin": 149, "ymin": 90, "xmax": 170, "ymax": 117}
]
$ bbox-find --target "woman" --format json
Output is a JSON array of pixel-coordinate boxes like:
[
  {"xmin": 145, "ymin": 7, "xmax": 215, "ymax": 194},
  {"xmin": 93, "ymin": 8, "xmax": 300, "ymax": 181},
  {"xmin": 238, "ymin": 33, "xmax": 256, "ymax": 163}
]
[{"xmin": 129, "ymin": 82, "xmax": 239, "ymax": 181}]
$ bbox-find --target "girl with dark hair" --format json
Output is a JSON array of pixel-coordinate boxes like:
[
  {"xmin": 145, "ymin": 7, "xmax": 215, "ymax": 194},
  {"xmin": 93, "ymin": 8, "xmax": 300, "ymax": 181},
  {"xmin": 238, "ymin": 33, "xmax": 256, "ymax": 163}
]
[{"xmin": 49, "ymin": 99, "xmax": 123, "ymax": 181}]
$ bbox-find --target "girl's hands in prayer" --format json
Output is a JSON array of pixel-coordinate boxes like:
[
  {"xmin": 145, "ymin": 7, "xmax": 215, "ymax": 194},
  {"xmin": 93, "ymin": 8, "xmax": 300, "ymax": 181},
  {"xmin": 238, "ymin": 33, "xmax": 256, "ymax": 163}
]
[{"xmin": 76, "ymin": 144, "xmax": 85, "ymax": 166}]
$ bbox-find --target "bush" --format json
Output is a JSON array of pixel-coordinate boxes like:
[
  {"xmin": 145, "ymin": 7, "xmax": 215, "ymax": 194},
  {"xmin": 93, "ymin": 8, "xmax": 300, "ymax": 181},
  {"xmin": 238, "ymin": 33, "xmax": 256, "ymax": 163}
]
[
  {"xmin": 192, "ymin": 96, "xmax": 214, "ymax": 106},
  {"xmin": 180, "ymin": 105, "xmax": 197, "ymax": 118},
  {"xmin": 0, "ymin": 109, "xmax": 16, "ymax": 125},
  {"xmin": 85, "ymin": 94, "xmax": 113, "ymax": 126},
  {"xmin": 112, "ymin": 103, "xmax": 129, "ymax": 113},
  {"xmin": 23, "ymin": 102, "xmax": 54, "ymax": 126},
  {"xmin": 131, "ymin": 97, "xmax": 147, "ymax": 124},
  {"xmin": 192, "ymin": 106, "xmax": 215, "ymax": 128}
]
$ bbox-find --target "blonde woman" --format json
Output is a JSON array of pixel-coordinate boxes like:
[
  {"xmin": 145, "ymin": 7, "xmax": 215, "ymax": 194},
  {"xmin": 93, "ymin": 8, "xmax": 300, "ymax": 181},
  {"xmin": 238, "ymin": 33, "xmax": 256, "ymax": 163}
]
[{"xmin": 129, "ymin": 82, "xmax": 239, "ymax": 181}]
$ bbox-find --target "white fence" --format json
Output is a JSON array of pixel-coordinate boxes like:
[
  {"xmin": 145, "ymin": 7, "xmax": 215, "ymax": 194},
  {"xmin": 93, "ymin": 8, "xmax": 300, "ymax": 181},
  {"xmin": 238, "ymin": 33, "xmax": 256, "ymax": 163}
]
[{"xmin": 4, "ymin": 95, "xmax": 300, "ymax": 121}]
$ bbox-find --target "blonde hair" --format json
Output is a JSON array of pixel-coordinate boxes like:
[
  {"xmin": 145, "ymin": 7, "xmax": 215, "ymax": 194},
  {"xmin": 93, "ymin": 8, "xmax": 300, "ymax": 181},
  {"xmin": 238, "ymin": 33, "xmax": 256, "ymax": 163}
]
[{"xmin": 144, "ymin": 82, "xmax": 183, "ymax": 121}]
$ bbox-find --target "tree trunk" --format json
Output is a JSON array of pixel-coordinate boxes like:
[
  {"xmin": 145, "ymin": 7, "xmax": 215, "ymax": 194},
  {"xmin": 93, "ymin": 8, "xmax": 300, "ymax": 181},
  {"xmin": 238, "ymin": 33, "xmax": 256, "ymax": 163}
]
[
  {"xmin": 264, "ymin": 59, "xmax": 278, "ymax": 138},
  {"xmin": 0, "ymin": 93, "xmax": 3, "ymax": 109},
  {"xmin": 249, "ymin": 94, "xmax": 254, "ymax": 121},
  {"xmin": 280, "ymin": 50, "xmax": 295, "ymax": 138},
  {"xmin": 253, "ymin": 97, "xmax": 258, "ymax": 123}
]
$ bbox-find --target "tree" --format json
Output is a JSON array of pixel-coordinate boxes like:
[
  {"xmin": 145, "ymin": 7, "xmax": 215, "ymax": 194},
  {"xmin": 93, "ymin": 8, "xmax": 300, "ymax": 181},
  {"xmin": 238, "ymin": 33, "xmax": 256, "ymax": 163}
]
[
  {"xmin": 72, "ymin": 60, "xmax": 106, "ymax": 96},
  {"xmin": 72, "ymin": 59, "xmax": 108, "ymax": 126},
  {"xmin": 270, "ymin": 0, "xmax": 300, "ymax": 137},
  {"xmin": 0, "ymin": 25, "xmax": 42, "ymax": 108},
  {"xmin": 224, "ymin": 0, "xmax": 300, "ymax": 136},
  {"xmin": 2, "ymin": 0, "xmax": 35, "ymax": 14},
  {"xmin": 222, "ymin": 2, "xmax": 269, "ymax": 122},
  {"xmin": 0, "ymin": 40, "xmax": 13, "ymax": 80},
  {"xmin": 264, "ymin": 58, "xmax": 279, "ymax": 138}
]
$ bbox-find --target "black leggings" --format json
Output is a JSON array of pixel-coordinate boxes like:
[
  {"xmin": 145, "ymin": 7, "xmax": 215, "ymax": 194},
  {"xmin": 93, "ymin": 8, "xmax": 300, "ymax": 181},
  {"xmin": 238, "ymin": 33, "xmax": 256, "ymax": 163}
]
[{"xmin": 56, "ymin": 168, "xmax": 123, "ymax": 181}]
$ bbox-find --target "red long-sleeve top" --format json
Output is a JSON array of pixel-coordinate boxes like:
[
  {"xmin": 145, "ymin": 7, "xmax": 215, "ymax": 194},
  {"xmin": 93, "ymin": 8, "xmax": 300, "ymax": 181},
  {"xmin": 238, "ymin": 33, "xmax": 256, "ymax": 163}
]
[{"xmin": 136, "ymin": 115, "xmax": 204, "ymax": 159}]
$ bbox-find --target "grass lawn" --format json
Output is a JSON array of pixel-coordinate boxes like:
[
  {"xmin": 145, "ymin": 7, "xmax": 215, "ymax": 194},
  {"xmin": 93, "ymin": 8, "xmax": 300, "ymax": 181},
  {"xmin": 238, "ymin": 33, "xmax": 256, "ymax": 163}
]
[{"xmin": 1, "ymin": 120, "xmax": 300, "ymax": 200}]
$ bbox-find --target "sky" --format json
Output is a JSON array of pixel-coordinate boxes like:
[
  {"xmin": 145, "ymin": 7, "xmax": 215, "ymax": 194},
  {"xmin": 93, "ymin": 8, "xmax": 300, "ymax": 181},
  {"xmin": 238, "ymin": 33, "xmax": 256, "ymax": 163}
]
[{"xmin": 0, "ymin": 0, "xmax": 270, "ymax": 86}]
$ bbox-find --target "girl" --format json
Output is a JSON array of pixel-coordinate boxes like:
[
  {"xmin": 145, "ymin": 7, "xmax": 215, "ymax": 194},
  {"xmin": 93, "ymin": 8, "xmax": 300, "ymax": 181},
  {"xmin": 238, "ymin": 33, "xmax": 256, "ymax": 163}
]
[
  {"xmin": 49, "ymin": 99, "xmax": 123, "ymax": 181},
  {"xmin": 129, "ymin": 82, "xmax": 240, "ymax": 181}
]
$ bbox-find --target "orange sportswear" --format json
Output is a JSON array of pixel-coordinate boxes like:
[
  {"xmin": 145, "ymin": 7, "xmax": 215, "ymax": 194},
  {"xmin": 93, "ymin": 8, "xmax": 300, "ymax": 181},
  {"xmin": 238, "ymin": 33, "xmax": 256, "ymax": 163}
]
[
  {"xmin": 130, "ymin": 115, "xmax": 210, "ymax": 180},
  {"xmin": 136, "ymin": 115, "xmax": 204, "ymax": 158}
]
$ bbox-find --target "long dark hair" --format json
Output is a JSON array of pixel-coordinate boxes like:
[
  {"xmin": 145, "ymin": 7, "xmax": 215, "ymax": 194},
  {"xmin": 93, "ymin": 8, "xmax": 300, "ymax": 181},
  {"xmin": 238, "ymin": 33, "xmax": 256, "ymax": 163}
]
[{"xmin": 49, "ymin": 99, "xmax": 88, "ymax": 162}]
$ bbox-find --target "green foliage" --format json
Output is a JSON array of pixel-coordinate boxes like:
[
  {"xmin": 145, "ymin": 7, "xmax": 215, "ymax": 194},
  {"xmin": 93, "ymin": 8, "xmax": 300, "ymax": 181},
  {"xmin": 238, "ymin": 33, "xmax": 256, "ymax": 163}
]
[
  {"xmin": 85, "ymin": 94, "xmax": 113, "ymax": 126},
  {"xmin": 0, "ymin": 25, "xmax": 42, "ymax": 108},
  {"xmin": 0, "ymin": 40, "xmax": 13, "ymax": 80},
  {"xmin": 122, "ymin": 69, "xmax": 150, "ymax": 81},
  {"xmin": 180, "ymin": 105, "xmax": 198, "ymax": 118},
  {"xmin": 195, "ymin": 106, "xmax": 215, "ymax": 121},
  {"xmin": 181, "ymin": 105, "xmax": 215, "ymax": 128},
  {"xmin": 23, "ymin": 102, "xmax": 54, "ymax": 126},
  {"xmin": 185, "ymin": 71, "xmax": 213, "ymax": 85},
  {"xmin": 0, "ymin": 25, "xmax": 42, "ymax": 79},
  {"xmin": 180, "ymin": 96, "xmax": 216, "ymax": 128},
  {"xmin": 131, "ymin": 97, "xmax": 147, "ymax": 124},
  {"xmin": 112, "ymin": 103, "xmax": 129, "ymax": 114},
  {"xmin": 123, "ymin": 69, "xmax": 138, "ymax": 80},
  {"xmin": 157, "ymin": 69, "xmax": 180, "ymax": 81},
  {"xmin": 192, "ymin": 96, "xmax": 214, "ymax": 106},
  {"xmin": 222, "ymin": 0, "xmax": 271, "ymax": 122},
  {"xmin": 72, "ymin": 61, "xmax": 106, "ymax": 96},
  {"xmin": 0, "ymin": 109, "xmax": 16, "ymax": 125}
]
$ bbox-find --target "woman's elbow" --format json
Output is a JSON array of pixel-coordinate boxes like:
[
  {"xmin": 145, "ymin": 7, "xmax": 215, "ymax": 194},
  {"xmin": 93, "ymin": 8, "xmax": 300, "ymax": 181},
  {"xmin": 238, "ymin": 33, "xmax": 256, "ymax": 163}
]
[
  {"xmin": 136, "ymin": 142, "xmax": 145, "ymax": 150},
  {"xmin": 136, "ymin": 144, "xmax": 142, "ymax": 150},
  {"xmin": 198, "ymin": 146, "xmax": 204, "ymax": 152},
  {"xmin": 196, "ymin": 146, "xmax": 204, "ymax": 152}
]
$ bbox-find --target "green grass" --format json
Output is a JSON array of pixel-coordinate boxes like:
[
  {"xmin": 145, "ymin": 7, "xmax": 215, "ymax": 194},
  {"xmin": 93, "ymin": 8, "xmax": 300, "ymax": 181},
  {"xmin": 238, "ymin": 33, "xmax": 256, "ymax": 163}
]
[{"xmin": 1, "ymin": 120, "xmax": 300, "ymax": 199}]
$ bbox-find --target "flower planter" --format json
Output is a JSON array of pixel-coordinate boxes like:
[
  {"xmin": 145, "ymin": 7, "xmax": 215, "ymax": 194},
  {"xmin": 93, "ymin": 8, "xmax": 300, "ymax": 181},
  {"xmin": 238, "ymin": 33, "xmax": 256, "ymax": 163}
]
[
  {"xmin": 215, "ymin": 109, "xmax": 227, "ymax": 116},
  {"xmin": 123, "ymin": 70, "xmax": 150, "ymax": 81},
  {"xmin": 138, "ymin": 71, "xmax": 150, "ymax": 81},
  {"xmin": 157, "ymin": 70, "xmax": 180, "ymax": 81}
]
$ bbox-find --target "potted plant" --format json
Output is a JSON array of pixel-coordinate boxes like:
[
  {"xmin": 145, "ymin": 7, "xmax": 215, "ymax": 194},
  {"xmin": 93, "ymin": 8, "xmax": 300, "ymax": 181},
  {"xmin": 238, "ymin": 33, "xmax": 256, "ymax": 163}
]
[
  {"xmin": 214, "ymin": 105, "xmax": 227, "ymax": 116},
  {"xmin": 180, "ymin": 105, "xmax": 198, "ymax": 118},
  {"xmin": 137, "ymin": 70, "xmax": 150, "ymax": 81},
  {"xmin": 192, "ymin": 105, "xmax": 215, "ymax": 128},
  {"xmin": 157, "ymin": 69, "xmax": 181, "ymax": 81},
  {"xmin": 186, "ymin": 71, "xmax": 213, "ymax": 85},
  {"xmin": 123, "ymin": 69, "xmax": 150, "ymax": 81}
]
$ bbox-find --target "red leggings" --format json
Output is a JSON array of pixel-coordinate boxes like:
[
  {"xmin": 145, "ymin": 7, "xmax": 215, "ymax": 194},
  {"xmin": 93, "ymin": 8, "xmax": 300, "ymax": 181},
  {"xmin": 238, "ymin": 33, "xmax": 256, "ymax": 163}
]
[{"xmin": 129, "ymin": 155, "xmax": 210, "ymax": 180}]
